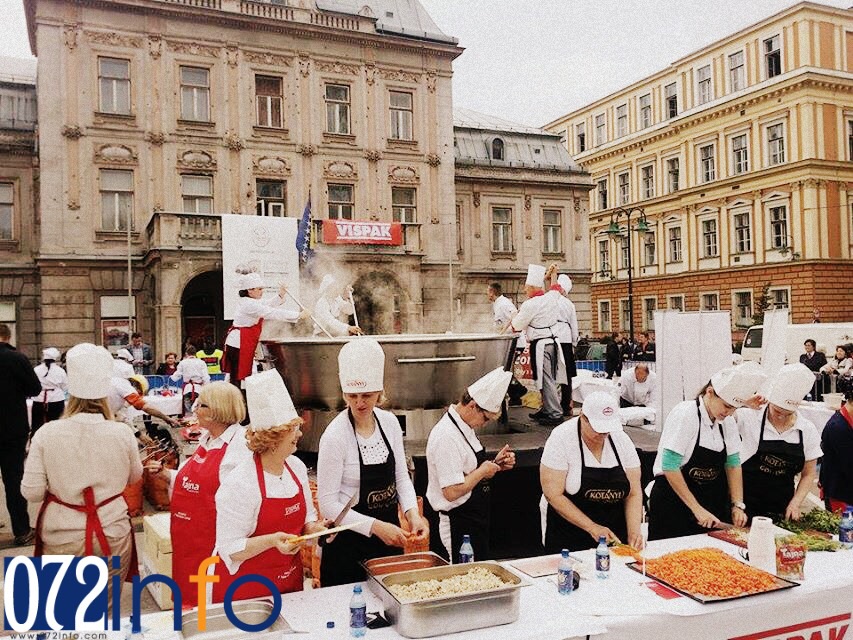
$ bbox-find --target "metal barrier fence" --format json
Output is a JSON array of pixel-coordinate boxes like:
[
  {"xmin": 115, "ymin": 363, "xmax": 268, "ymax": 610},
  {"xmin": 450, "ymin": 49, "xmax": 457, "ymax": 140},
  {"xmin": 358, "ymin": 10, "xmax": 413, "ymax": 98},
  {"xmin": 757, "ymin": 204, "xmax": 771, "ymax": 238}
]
[
  {"xmin": 574, "ymin": 360, "xmax": 657, "ymax": 375},
  {"xmin": 144, "ymin": 373, "xmax": 227, "ymax": 392}
]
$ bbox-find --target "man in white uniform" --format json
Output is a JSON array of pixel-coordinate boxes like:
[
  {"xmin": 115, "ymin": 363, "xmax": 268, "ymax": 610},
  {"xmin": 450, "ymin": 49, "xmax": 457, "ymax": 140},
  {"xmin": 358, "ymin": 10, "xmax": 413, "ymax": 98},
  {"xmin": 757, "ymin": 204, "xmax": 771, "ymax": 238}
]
[
  {"xmin": 114, "ymin": 349, "xmax": 135, "ymax": 379},
  {"xmin": 620, "ymin": 363, "xmax": 657, "ymax": 407},
  {"xmin": 487, "ymin": 283, "xmax": 517, "ymax": 332},
  {"xmin": 171, "ymin": 346, "xmax": 211, "ymax": 415},
  {"xmin": 313, "ymin": 274, "xmax": 363, "ymax": 337},
  {"xmin": 554, "ymin": 274, "xmax": 579, "ymax": 417}
]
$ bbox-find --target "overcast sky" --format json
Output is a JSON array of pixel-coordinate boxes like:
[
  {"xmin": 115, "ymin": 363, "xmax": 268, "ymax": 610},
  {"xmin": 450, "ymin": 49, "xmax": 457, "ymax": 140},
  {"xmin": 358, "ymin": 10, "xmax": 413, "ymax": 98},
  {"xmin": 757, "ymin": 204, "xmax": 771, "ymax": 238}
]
[{"xmin": 2, "ymin": 0, "xmax": 849, "ymax": 127}]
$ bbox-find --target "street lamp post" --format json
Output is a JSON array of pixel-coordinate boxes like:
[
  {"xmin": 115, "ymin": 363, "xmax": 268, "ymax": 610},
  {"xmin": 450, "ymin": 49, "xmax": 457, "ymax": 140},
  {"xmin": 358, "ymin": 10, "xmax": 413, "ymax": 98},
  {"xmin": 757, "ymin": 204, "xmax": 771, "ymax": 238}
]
[{"xmin": 606, "ymin": 207, "xmax": 649, "ymax": 345}]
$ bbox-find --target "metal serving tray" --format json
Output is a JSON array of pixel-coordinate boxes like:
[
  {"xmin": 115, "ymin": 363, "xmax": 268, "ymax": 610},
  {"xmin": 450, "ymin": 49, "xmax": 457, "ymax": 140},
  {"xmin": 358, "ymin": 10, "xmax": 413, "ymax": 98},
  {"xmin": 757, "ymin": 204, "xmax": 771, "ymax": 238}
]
[
  {"xmin": 374, "ymin": 561, "xmax": 524, "ymax": 639},
  {"xmin": 180, "ymin": 600, "xmax": 297, "ymax": 639},
  {"xmin": 362, "ymin": 552, "xmax": 450, "ymax": 597}
]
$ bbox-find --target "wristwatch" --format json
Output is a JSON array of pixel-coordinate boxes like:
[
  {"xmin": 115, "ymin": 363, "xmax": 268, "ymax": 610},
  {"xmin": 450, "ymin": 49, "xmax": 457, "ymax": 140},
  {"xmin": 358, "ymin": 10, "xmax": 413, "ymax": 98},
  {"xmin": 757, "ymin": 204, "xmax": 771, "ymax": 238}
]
[{"xmin": 731, "ymin": 501, "xmax": 746, "ymax": 510}]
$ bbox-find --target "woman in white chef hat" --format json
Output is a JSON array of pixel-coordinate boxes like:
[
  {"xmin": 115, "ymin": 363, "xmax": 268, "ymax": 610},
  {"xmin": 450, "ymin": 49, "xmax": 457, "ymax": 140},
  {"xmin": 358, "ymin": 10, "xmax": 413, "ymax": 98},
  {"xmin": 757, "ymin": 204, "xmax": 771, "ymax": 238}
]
[
  {"xmin": 317, "ymin": 338, "xmax": 427, "ymax": 586},
  {"xmin": 313, "ymin": 274, "xmax": 362, "ymax": 337},
  {"xmin": 735, "ymin": 363, "xmax": 822, "ymax": 522},
  {"xmin": 29, "ymin": 346, "xmax": 68, "ymax": 436},
  {"xmin": 648, "ymin": 362, "xmax": 767, "ymax": 540},
  {"xmin": 22, "ymin": 343, "xmax": 143, "ymax": 608},
  {"xmin": 213, "ymin": 369, "xmax": 328, "ymax": 603}
]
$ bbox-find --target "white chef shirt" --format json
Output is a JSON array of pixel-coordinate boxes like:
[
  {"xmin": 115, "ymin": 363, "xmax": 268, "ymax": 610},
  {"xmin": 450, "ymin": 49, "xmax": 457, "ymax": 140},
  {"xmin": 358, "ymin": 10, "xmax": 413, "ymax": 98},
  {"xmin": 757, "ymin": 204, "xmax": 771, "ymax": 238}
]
[
  {"xmin": 214, "ymin": 454, "xmax": 316, "ymax": 574},
  {"xmin": 107, "ymin": 377, "xmax": 140, "ymax": 415},
  {"xmin": 21, "ymin": 413, "xmax": 143, "ymax": 545},
  {"xmin": 168, "ymin": 425, "xmax": 252, "ymax": 494},
  {"xmin": 620, "ymin": 367, "xmax": 657, "ymax": 407},
  {"xmin": 31, "ymin": 362, "xmax": 68, "ymax": 403},
  {"xmin": 425, "ymin": 405, "xmax": 484, "ymax": 513},
  {"xmin": 225, "ymin": 295, "xmax": 299, "ymax": 348},
  {"xmin": 313, "ymin": 295, "xmax": 354, "ymax": 337},
  {"xmin": 317, "ymin": 408, "xmax": 418, "ymax": 537},
  {"xmin": 511, "ymin": 290, "xmax": 561, "ymax": 342},
  {"xmin": 170, "ymin": 356, "xmax": 211, "ymax": 385},
  {"xmin": 653, "ymin": 398, "xmax": 742, "ymax": 476},
  {"xmin": 492, "ymin": 295, "xmax": 517, "ymax": 331},
  {"xmin": 554, "ymin": 296, "xmax": 579, "ymax": 346},
  {"xmin": 735, "ymin": 407, "xmax": 822, "ymax": 463}
]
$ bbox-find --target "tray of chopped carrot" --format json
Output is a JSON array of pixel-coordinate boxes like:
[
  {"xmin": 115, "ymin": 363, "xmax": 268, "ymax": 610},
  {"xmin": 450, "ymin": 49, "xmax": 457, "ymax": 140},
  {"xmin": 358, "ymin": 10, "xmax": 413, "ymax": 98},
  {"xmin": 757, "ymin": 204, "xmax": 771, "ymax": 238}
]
[{"xmin": 626, "ymin": 547, "xmax": 799, "ymax": 603}]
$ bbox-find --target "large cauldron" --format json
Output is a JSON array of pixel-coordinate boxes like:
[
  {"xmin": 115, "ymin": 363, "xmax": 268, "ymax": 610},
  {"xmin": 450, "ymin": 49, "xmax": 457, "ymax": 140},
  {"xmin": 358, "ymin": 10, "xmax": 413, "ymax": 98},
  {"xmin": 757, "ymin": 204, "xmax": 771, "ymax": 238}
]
[{"xmin": 262, "ymin": 334, "xmax": 515, "ymax": 411}]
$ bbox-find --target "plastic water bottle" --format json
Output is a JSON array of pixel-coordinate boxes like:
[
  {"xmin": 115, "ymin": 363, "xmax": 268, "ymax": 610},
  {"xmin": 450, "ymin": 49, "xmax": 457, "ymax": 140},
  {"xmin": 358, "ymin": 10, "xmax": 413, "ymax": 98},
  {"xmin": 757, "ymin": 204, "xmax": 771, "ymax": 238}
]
[
  {"xmin": 840, "ymin": 508, "xmax": 853, "ymax": 549},
  {"xmin": 595, "ymin": 536, "xmax": 610, "ymax": 579},
  {"xmin": 557, "ymin": 549, "xmax": 574, "ymax": 595},
  {"xmin": 349, "ymin": 584, "xmax": 367, "ymax": 638},
  {"xmin": 459, "ymin": 534, "xmax": 475, "ymax": 564}
]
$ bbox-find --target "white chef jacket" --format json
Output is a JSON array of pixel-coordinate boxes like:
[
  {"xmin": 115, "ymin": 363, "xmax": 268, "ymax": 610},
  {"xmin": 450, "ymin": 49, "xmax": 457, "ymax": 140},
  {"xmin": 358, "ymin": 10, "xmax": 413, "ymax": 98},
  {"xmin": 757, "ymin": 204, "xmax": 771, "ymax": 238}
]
[
  {"xmin": 21, "ymin": 413, "xmax": 142, "ymax": 545},
  {"xmin": 113, "ymin": 359, "xmax": 134, "ymax": 379},
  {"xmin": 170, "ymin": 356, "xmax": 211, "ymax": 386},
  {"xmin": 168, "ymin": 425, "xmax": 252, "ymax": 494},
  {"xmin": 107, "ymin": 377, "xmax": 140, "ymax": 415},
  {"xmin": 735, "ymin": 407, "xmax": 822, "ymax": 463},
  {"xmin": 620, "ymin": 367, "xmax": 657, "ymax": 407},
  {"xmin": 492, "ymin": 295, "xmax": 517, "ymax": 331},
  {"xmin": 425, "ymin": 405, "xmax": 484, "ymax": 513},
  {"xmin": 225, "ymin": 296, "xmax": 299, "ymax": 348},
  {"xmin": 510, "ymin": 290, "xmax": 567, "ymax": 390},
  {"xmin": 316, "ymin": 408, "xmax": 417, "ymax": 537},
  {"xmin": 214, "ymin": 454, "xmax": 316, "ymax": 574},
  {"xmin": 554, "ymin": 296, "xmax": 579, "ymax": 347},
  {"xmin": 31, "ymin": 362, "xmax": 68, "ymax": 403},
  {"xmin": 313, "ymin": 295, "xmax": 355, "ymax": 337}
]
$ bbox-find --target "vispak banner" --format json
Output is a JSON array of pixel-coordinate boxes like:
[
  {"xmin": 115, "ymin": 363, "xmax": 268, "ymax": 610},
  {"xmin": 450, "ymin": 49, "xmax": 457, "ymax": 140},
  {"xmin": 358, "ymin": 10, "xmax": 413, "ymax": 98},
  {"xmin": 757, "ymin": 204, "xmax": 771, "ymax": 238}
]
[{"xmin": 321, "ymin": 219, "xmax": 403, "ymax": 245}]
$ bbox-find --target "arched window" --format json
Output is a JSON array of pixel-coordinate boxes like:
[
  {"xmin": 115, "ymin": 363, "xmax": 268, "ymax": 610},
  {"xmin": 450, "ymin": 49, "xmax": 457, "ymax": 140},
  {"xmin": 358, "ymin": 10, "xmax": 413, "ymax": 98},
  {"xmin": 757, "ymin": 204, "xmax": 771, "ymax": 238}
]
[{"xmin": 491, "ymin": 138, "xmax": 505, "ymax": 160}]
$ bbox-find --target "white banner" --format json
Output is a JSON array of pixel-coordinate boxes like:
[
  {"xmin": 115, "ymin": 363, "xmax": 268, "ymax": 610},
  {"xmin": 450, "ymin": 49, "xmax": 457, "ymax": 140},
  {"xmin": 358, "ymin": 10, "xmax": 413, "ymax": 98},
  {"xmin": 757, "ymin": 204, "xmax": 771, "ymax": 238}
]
[
  {"xmin": 221, "ymin": 214, "xmax": 300, "ymax": 320},
  {"xmin": 760, "ymin": 307, "xmax": 790, "ymax": 379}
]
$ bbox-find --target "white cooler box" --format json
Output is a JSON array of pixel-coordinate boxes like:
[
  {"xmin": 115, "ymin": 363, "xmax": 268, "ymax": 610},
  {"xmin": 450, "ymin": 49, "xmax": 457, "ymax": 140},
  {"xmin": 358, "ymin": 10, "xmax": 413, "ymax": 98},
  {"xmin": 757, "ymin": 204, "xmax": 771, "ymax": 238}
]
[{"xmin": 142, "ymin": 513, "xmax": 174, "ymax": 610}]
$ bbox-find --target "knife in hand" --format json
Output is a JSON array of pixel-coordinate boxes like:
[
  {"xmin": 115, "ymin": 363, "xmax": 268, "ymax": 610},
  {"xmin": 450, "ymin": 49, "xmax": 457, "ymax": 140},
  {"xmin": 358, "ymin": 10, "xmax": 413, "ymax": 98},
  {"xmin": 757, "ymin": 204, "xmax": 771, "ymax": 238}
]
[{"xmin": 319, "ymin": 493, "xmax": 359, "ymax": 547}]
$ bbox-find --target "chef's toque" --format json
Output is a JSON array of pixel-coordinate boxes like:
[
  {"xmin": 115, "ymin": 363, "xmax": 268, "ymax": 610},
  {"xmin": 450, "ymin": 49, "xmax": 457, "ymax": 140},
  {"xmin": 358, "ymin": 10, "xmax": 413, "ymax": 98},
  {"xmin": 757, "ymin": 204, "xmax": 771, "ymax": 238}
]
[
  {"xmin": 557, "ymin": 274, "xmax": 573, "ymax": 294},
  {"xmin": 245, "ymin": 369, "xmax": 299, "ymax": 430},
  {"xmin": 238, "ymin": 272, "xmax": 265, "ymax": 290},
  {"xmin": 66, "ymin": 343, "xmax": 114, "ymax": 399},
  {"xmin": 116, "ymin": 348, "xmax": 134, "ymax": 362},
  {"xmin": 710, "ymin": 361, "xmax": 767, "ymax": 408},
  {"xmin": 319, "ymin": 274, "xmax": 336, "ymax": 298},
  {"xmin": 339, "ymin": 338, "xmax": 385, "ymax": 393},
  {"xmin": 525, "ymin": 264, "xmax": 546, "ymax": 288},
  {"xmin": 42, "ymin": 347, "xmax": 61, "ymax": 361},
  {"xmin": 767, "ymin": 363, "xmax": 815, "ymax": 411},
  {"xmin": 113, "ymin": 359, "xmax": 134, "ymax": 379},
  {"xmin": 467, "ymin": 367, "xmax": 512, "ymax": 414}
]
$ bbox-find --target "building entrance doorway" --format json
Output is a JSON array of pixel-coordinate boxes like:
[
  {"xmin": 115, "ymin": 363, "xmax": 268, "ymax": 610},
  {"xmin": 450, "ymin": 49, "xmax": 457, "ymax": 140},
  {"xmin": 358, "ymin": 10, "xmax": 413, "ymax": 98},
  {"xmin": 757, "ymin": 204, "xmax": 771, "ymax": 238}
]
[{"xmin": 181, "ymin": 271, "xmax": 224, "ymax": 351}]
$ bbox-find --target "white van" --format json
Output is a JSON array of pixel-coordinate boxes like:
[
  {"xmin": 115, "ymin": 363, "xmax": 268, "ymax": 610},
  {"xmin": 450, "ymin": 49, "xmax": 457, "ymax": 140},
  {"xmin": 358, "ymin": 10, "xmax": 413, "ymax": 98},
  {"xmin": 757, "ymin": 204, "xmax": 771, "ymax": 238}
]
[{"xmin": 741, "ymin": 322, "xmax": 853, "ymax": 364}]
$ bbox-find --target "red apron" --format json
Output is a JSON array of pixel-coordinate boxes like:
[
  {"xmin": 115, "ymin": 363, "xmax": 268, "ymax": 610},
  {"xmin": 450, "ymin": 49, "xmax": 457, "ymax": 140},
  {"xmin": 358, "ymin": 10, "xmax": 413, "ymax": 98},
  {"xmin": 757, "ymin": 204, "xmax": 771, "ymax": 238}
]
[
  {"xmin": 222, "ymin": 320, "xmax": 263, "ymax": 383},
  {"xmin": 170, "ymin": 438, "xmax": 230, "ymax": 608},
  {"xmin": 212, "ymin": 455, "xmax": 305, "ymax": 602},
  {"xmin": 34, "ymin": 487, "xmax": 139, "ymax": 581}
]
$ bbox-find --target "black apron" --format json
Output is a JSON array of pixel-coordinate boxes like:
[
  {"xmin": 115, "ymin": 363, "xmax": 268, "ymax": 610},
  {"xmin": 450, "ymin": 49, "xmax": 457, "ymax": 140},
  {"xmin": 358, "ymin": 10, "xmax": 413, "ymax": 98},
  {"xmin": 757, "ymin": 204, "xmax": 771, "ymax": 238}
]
[
  {"xmin": 545, "ymin": 421, "xmax": 630, "ymax": 553},
  {"xmin": 320, "ymin": 410, "xmax": 402, "ymax": 587},
  {"xmin": 648, "ymin": 399, "xmax": 730, "ymax": 541},
  {"xmin": 440, "ymin": 412, "xmax": 492, "ymax": 562},
  {"xmin": 742, "ymin": 408, "xmax": 805, "ymax": 522}
]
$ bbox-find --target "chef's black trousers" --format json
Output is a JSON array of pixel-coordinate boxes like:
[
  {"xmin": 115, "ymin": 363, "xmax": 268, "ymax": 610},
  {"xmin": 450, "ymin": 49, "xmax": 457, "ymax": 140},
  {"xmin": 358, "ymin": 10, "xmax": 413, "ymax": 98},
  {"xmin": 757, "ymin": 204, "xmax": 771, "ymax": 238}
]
[{"xmin": 0, "ymin": 437, "xmax": 30, "ymax": 537}]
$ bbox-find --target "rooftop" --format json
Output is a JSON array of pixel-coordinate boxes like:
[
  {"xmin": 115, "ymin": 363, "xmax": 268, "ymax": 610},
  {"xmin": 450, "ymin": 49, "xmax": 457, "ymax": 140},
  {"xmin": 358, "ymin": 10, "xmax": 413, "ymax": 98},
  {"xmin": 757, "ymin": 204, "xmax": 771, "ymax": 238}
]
[
  {"xmin": 315, "ymin": 0, "xmax": 457, "ymax": 44},
  {"xmin": 0, "ymin": 57, "xmax": 37, "ymax": 85},
  {"xmin": 454, "ymin": 108, "xmax": 556, "ymax": 137}
]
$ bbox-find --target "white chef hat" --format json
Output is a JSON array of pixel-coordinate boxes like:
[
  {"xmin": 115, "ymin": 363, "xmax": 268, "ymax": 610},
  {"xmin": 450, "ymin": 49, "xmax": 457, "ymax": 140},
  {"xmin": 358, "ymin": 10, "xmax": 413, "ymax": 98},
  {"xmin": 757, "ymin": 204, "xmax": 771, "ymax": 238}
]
[
  {"xmin": 66, "ymin": 343, "xmax": 114, "ymax": 399},
  {"xmin": 42, "ymin": 347, "xmax": 61, "ymax": 361},
  {"xmin": 116, "ymin": 348, "xmax": 133, "ymax": 362},
  {"xmin": 767, "ymin": 363, "xmax": 815, "ymax": 411},
  {"xmin": 467, "ymin": 367, "xmax": 513, "ymax": 414},
  {"xmin": 319, "ymin": 274, "xmax": 336, "ymax": 297},
  {"xmin": 710, "ymin": 361, "xmax": 767, "ymax": 408},
  {"xmin": 113, "ymin": 359, "xmax": 134, "ymax": 378},
  {"xmin": 339, "ymin": 338, "xmax": 385, "ymax": 393},
  {"xmin": 525, "ymin": 264, "xmax": 546, "ymax": 288},
  {"xmin": 557, "ymin": 274, "xmax": 573, "ymax": 293},
  {"xmin": 244, "ymin": 369, "xmax": 299, "ymax": 430},
  {"xmin": 238, "ymin": 272, "xmax": 265, "ymax": 290}
]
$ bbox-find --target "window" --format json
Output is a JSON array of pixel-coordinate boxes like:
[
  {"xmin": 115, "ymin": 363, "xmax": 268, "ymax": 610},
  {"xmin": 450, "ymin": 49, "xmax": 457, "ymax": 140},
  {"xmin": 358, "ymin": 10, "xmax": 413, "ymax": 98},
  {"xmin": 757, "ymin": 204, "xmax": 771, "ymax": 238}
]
[
  {"xmin": 491, "ymin": 207, "xmax": 513, "ymax": 252},
  {"xmin": 595, "ymin": 113, "xmax": 606, "ymax": 145},
  {"xmin": 697, "ymin": 65, "xmax": 712, "ymax": 104},
  {"xmin": 0, "ymin": 182, "xmax": 13, "ymax": 240},
  {"xmin": 392, "ymin": 187, "xmax": 416, "ymax": 224},
  {"xmin": 181, "ymin": 175, "xmax": 212, "ymax": 214},
  {"xmin": 643, "ymin": 297, "xmax": 657, "ymax": 330},
  {"xmin": 598, "ymin": 300, "xmax": 612, "ymax": 332},
  {"xmin": 0, "ymin": 87, "xmax": 36, "ymax": 129},
  {"xmin": 733, "ymin": 290, "xmax": 753, "ymax": 327},
  {"xmin": 389, "ymin": 91, "xmax": 413, "ymax": 141},
  {"xmin": 616, "ymin": 104, "xmax": 628, "ymax": 137},
  {"xmin": 576, "ymin": 123, "xmax": 586, "ymax": 153},
  {"xmin": 621, "ymin": 241, "xmax": 630, "ymax": 270},
  {"xmin": 769, "ymin": 205, "xmax": 788, "ymax": 249},
  {"xmin": 701, "ymin": 293, "xmax": 719, "ymax": 311},
  {"xmin": 668, "ymin": 226, "xmax": 682, "ymax": 262},
  {"xmin": 618, "ymin": 171, "xmax": 630, "ymax": 205},
  {"xmin": 729, "ymin": 51, "xmax": 745, "ymax": 92},
  {"xmin": 699, "ymin": 144, "xmax": 715, "ymax": 183},
  {"xmin": 542, "ymin": 209, "xmax": 561, "ymax": 254},
  {"xmin": 100, "ymin": 169, "xmax": 133, "ymax": 231},
  {"xmin": 764, "ymin": 35, "xmax": 781, "ymax": 78},
  {"xmin": 455, "ymin": 203, "xmax": 463, "ymax": 254},
  {"xmin": 732, "ymin": 133, "xmax": 749, "ymax": 174},
  {"xmin": 666, "ymin": 157, "xmax": 680, "ymax": 193},
  {"xmin": 848, "ymin": 119, "xmax": 853, "ymax": 160},
  {"xmin": 668, "ymin": 295, "xmax": 684, "ymax": 311},
  {"xmin": 733, "ymin": 211, "xmax": 751, "ymax": 253},
  {"xmin": 665, "ymin": 82, "xmax": 678, "ymax": 118},
  {"xmin": 255, "ymin": 75, "xmax": 283, "ymax": 128},
  {"xmin": 769, "ymin": 288, "xmax": 790, "ymax": 309},
  {"xmin": 328, "ymin": 183, "xmax": 353, "ymax": 219},
  {"xmin": 619, "ymin": 299, "xmax": 631, "ymax": 331},
  {"xmin": 767, "ymin": 123, "xmax": 785, "ymax": 165},
  {"xmin": 641, "ymin": 164, "xmax": 655, "ymax": 199},
  {"xmin": 256, "ymin": 180, "xmax": 285, "ymax": 217},
  {"xmin": 639, "ymin": 94, "xmax": 652, "ymax": 128},
  {"xmin": 643, "ymin": 231, "xmax": 656, "ymax": 266},
  {"xmin": 701, "ymin": 218, "xmax": 718, "ymax": 258},
  {"xmin": 325, "ymin": 84, "xmax": 350, "ymax": 135},
  {"xmin": 597, "ymin": 178, "xmax": 608, "ymax": 210},
  {"xmin": 491, "ymin": 138, "xmax": 505, "ymax": 161},
  {"xmin": 180, "ymin": 66, "xmax": 210, "ymax": 121},
  {"xmin": 598, "ymin": 239, "xmax": 610, "ymax": 274},
  {"xmin": 98, "ymin": 57, "xmax": 130, "ymax": 115}
]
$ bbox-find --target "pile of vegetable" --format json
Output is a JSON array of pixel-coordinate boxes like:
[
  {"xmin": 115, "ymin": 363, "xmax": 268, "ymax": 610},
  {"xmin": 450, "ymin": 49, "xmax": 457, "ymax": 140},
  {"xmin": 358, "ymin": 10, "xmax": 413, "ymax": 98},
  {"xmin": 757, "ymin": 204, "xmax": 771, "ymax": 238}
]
[
  {"xmin": 776, "ymin": 509, "xmax": 841, "ymax": 535},
  {"xmin": 644, "ymin": 548, "xmax": 778, "ymax": 598},
  {"xmin": 777, "ymin": 533, "xmax": 845, "ymax": 552}
]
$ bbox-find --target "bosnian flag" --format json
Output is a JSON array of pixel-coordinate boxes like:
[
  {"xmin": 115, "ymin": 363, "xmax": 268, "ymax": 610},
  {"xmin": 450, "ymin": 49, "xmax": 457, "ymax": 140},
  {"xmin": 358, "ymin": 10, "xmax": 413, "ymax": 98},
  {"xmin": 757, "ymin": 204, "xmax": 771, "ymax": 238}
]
[{"xmin": 295, "ymin": 195, "xmax": 314, "ymax": 264}]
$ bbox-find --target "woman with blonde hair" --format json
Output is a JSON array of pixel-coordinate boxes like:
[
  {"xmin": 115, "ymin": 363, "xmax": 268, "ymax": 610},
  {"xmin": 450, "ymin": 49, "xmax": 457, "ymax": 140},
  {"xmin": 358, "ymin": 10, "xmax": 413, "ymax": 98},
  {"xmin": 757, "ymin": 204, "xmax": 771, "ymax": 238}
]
[
  {"xmin": 22, "ymin": 343, "xmax": 143, "ymax": 606},
  {"xmin": 212, "ymin": 370, "xmax": 329, "ymax": 602}
]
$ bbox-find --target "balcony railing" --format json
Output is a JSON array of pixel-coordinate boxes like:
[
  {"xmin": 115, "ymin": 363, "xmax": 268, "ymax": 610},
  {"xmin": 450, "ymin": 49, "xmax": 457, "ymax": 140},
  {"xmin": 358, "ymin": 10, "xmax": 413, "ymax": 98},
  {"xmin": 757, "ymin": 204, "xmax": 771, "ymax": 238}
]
[
  {"xmin": 240, "ymin": 0, "xmax": 294, "ymax": 20},
  {"xmin": 159, "ymin": 0, "xmax": 221, "ymax": 9},
  {"xmin": 146, "ymin": 211, "xmax": 222, "ymax": 251}
]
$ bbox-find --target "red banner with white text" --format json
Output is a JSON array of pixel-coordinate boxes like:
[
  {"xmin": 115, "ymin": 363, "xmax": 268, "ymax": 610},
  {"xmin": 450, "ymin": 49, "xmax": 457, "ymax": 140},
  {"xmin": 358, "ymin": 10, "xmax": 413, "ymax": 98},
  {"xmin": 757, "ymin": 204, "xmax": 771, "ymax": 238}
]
[{"xmin": 322, "ymin": 220, "xmax": 403, "ymax": 245}]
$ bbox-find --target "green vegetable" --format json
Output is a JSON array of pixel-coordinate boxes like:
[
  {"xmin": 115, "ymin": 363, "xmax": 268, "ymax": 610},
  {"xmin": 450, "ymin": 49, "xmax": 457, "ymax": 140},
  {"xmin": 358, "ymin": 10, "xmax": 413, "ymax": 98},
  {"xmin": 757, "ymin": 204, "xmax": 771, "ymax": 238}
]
[
  {"xmin": 776, "ymin": 510, "xmax": 841, "ymax": 534},
  {"xmin": 776, "ymin": 533, "xmax": 845, "ymax": 552}
]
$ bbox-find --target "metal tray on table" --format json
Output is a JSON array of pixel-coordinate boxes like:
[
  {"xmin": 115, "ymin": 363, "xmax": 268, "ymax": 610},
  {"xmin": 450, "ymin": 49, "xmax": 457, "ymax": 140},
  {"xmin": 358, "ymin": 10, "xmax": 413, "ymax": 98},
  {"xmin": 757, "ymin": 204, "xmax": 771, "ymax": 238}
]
[{"xmin": 362, "ymin": 552, "xmax": 449, "ymax": 597}]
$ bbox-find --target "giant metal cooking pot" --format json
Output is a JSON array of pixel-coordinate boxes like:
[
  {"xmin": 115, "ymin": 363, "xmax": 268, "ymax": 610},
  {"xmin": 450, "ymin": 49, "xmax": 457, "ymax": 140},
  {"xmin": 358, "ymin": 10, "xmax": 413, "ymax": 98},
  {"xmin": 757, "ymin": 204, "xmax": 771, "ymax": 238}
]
[{"xmin": 262, "ymin": 333, "xmax": 516, "ymax": 411}]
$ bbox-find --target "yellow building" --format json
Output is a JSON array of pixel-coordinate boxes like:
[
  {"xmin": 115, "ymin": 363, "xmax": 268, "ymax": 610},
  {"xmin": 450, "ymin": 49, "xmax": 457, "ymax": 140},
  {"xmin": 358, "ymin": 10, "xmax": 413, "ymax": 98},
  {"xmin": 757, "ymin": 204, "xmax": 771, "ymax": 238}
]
[{"xmin": 546, "ymin": 1, "xmax": 853, "ymax": 340}]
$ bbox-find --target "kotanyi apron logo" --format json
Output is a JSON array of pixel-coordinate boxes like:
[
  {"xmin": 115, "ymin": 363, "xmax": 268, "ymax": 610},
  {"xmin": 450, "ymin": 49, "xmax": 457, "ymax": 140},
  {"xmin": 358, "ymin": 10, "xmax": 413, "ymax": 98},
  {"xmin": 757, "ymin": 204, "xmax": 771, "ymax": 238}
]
[{"xmin": 728, "ymin": 612, "xmax": 850, "ymax": 640}]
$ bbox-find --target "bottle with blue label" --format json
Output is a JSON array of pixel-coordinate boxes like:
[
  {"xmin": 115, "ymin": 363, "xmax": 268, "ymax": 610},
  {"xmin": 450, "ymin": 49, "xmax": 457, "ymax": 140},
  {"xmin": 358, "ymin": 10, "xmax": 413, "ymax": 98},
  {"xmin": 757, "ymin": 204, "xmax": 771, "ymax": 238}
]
[
  {"xmin": 558, "ymin": 549, "xmax": 574, "ymax": 595},
  {"xmin": 350, "ymin": 584, "xmax": 367, "ymax": 638},
  {"xmin": 459, "ymin": 534, "xmax": 475, "ymax": 564},
  {"xmin": 595, "ymin": 535, "xmax": 610, "ymax": 579},
  {"xmin": 840, "ymin": 508, "xmax": 853, "ymax": 549}
]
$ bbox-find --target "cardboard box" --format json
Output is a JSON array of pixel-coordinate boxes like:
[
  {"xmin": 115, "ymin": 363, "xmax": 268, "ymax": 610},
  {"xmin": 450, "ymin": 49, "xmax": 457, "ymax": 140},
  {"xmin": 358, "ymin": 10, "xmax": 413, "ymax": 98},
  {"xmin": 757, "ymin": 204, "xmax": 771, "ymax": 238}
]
[
  {"xmin": 143, "ymin": 512, "xmax": 172, "ymax": 561},
  {"xmin": 140, "ymin": 551, "xmax": 175, "ymax": 611}
]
